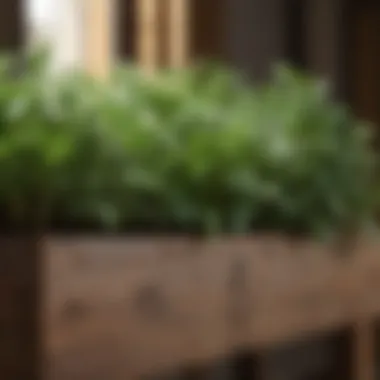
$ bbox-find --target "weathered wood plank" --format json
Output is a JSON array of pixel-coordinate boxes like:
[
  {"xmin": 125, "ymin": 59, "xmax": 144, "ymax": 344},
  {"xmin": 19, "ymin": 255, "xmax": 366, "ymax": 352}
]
[{"xmin": 44, "ymin": 235, "xmax": 380, "ymax": 379}]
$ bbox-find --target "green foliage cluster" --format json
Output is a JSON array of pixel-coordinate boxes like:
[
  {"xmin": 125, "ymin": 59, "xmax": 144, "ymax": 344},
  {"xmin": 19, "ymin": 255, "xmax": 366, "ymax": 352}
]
[{"xmin": 0, "ymin": 51, "xmax": 376, "ymax": 236}]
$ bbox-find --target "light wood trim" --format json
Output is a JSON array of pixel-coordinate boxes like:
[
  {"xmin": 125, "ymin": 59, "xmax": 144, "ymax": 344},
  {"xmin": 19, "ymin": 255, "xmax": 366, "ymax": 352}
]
[
  {"xmin": 83, "ymin": 0, "xmax": 114, "ymax": 78},
  {"xmin": 168, "ymin": 0, "xmax": 190, "ymax": 67},
  {"xmin": 137, "ymin": 0, "xmax": 160, "ymax": 73}
]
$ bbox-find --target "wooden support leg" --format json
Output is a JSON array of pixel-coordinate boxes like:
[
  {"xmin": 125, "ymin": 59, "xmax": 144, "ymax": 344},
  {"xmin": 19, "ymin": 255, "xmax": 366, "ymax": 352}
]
[
  {"xmin": 0, "ymin": 236, "xmax": 42, "ymax": 380},
  {"xmin": 182, "ymin": 368, "xmax": 209, "ymax": 380},
  {"xmin": 353, "ymin": 320, "xmax": 374, "ymax": 380},
  {"xmin": 232, "ymin": 351, "xmax": 263, "ymax": 380}
]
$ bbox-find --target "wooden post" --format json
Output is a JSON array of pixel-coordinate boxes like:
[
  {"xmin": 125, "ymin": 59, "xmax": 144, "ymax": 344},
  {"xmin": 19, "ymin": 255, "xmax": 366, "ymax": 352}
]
[
  {"xmin": 0, "ymin": 0, "xmax": 23, "ymax": 51},
  {"xmin": 0, "ymin": 236, "xmax": 42, "ymax": 380},
  {"xmin": 306, "ymin": 0, "xmax": 344, "ymax": 97},
  {"xmin": 353, "ymin": 319, "xmax": 375, "ymax": 380},
  {"xmin": 137, "ymin": 0, "xmax": 160, "ymax": 73},
  {"xmin": 83, "ymin": 0, "xmax": 115, "ymax": 78},
  {"xmin": 168, "ymin": 0, "xmax": 190, "ymax": 68}
]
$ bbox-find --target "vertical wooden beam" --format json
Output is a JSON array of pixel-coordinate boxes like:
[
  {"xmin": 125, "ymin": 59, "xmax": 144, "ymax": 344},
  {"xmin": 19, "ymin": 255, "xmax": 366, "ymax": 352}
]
[
  {"xmin": 232, "ymin": 351, "xmax": 264, "ymax": 380},
  {"xmin": 137, "ymin": 0, "xmax": 160, "ymax": 73},
  {"xmin": 353, "ymin": 320, "xmax": 374, "ymax": 380},
  {"xmin": 0, "ymin": 0, "xmax": 23, "ymax": 52},
  {"xmin": 168, "ymin": 0, "xmax": 190, "ymax": 67},
  {"xmin": 351, "ymin": 3, "xmax": 380, "ymax": 127},
  {"xmin": 0, "ymin": 236, "xmax": 42, "ymax": 380},
  {"xmin": 182, "ymin": 368, "xmax": 210, "ymax": 380},
  {"xmin": 83, "ymin": 0, "xmax": 115, "ymax": 78},
  {"xmin": 306, "ymin": 0, "xmax": 345, "ymax": 97},
  {"xmin": 156, "ymin": 0, "xmax": 169, "ymax": 67},
  {"xmin": 115, "ymin": 0, "xmax": 137, "ymax": 62},
  {"xmin": 226, "ymin": 0, "xmax": 287, "ymax": 81}
]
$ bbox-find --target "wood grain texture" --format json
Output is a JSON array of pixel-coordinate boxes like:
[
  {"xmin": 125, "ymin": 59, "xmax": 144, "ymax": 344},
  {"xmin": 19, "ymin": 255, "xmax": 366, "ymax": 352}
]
[{"xmin": 42, "ymin": 234, "xmax": 380, "ymax": 379}]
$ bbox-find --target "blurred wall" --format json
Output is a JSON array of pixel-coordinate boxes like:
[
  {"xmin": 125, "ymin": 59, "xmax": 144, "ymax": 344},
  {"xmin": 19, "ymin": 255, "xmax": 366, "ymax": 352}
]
[{"xmin": 26, "ymin": 0, "xmax": 85, "ymax": 70}]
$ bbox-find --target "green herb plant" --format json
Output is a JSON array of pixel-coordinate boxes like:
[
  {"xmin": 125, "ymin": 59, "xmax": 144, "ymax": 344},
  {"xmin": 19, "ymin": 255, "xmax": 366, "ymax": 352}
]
[{"xmin": 0, "ymin": 52, "xmax": 376, "ymax": 238}]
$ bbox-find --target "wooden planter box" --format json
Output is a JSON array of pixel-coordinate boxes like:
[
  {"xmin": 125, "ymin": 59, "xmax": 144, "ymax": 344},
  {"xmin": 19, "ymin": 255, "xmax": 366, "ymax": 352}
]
[{"xmin": 2, "ymin": 234, "xmax": 380, "ymax": 379}]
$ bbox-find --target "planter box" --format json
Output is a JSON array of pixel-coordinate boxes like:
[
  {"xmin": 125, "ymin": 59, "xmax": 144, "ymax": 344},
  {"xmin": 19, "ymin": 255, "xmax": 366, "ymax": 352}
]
[
  {"xmin": 41, "ymin": 235, "xmax": 380, "ymax": 380},
  {"xmin": 2, "ymin": 235, "xmax": 379, "ymax": 379}
]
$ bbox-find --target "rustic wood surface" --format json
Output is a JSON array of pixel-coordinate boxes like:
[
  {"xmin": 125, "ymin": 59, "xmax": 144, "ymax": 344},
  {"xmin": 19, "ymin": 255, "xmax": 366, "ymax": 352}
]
[{"xmin": 42, "ymin": 235, "xmax": 380, "ymax": 379}]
